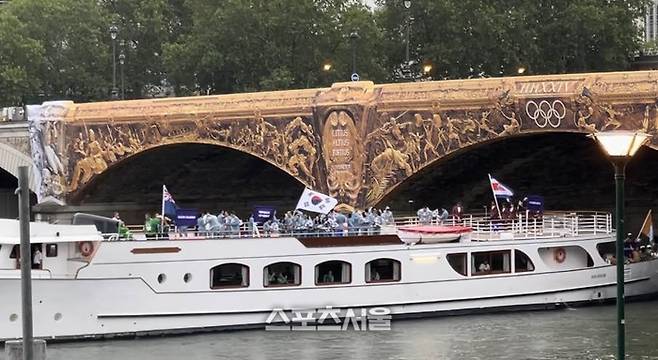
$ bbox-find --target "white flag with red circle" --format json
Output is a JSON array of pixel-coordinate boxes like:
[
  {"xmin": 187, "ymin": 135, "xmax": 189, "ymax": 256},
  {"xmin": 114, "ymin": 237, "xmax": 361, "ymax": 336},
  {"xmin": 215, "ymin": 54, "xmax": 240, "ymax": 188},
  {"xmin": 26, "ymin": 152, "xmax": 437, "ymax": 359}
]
[{"xmin": 296, "ymin": 188, "xmax": 338, "ymax": 214}]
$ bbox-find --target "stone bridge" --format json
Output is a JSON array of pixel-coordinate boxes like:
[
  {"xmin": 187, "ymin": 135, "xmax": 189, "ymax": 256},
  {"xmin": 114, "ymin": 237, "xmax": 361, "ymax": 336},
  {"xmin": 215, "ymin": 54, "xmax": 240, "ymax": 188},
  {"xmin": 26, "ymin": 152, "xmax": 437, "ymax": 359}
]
[{"xmin": 25, "ymin": 71, "xmax": 658, "ymax": 209}]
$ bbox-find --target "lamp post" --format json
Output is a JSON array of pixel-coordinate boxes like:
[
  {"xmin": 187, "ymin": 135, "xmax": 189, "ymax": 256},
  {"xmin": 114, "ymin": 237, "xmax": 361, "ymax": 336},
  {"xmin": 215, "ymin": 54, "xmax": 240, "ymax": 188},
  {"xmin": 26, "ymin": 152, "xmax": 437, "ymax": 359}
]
[
  {"xmin": 119, "ymin": 51, "xmax": 125, "ymax": 100},
  {"xmin": 349, "ymin": 31, "xmax": 359, "ymax": 78},
  {"xmin": 590, "ymin": 130, "xmax": 651, "ymax": 360},
  {"xmin": 408, "ymin": 199, "xmax": 414, "ymax": 217},
  {"xmin": 109, "ymin": 25, "xmax": 118, "ymax": 100},
  {"xmin": 404, "ymin": 0, "xmax": 412, "ymax": 65}
]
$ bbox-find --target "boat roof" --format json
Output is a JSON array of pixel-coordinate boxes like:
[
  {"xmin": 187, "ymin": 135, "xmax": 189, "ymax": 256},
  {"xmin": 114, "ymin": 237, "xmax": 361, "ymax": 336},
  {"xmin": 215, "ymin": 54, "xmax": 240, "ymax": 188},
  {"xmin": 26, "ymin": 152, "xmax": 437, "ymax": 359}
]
[{"xmin": 0, "ymin": 219, "xmax": 102, "ymax": 244}]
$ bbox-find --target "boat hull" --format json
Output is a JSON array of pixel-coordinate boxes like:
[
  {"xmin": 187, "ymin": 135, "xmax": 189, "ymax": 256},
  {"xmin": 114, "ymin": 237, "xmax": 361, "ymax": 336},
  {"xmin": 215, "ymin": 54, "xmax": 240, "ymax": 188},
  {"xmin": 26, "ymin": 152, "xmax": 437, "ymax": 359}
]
[{"xmin": 1, "ymin": 259, "xmax": 657, "ymax": 340}]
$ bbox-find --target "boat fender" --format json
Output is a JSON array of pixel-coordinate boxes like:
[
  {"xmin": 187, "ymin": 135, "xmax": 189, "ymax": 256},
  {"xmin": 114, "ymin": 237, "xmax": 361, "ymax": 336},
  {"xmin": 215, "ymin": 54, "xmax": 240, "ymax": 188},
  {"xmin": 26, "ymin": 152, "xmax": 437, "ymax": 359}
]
[
  {"xmin": 79, "ymin": 241, "xmax": 94, "ymax": 257},
  {"xmin": 554, "ymin": 247, "xmax": 566, "ymax": 263}
]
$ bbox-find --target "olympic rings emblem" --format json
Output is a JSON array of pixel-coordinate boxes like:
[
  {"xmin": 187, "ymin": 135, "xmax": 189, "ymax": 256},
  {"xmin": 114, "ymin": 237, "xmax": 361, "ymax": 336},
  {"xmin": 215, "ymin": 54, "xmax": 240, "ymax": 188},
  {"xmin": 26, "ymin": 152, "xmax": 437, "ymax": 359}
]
[{"xmin": 525, "ymin": 100, "xmax": 566, "ymax": 128}]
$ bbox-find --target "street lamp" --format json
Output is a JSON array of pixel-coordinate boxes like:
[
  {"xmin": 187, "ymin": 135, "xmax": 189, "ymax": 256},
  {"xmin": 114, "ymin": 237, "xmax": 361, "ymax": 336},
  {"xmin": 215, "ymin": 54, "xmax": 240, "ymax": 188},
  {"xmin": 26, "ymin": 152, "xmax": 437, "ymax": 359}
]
[
  {"xmin": 590, "ymin": 130, "xmax": 651, "ymax": 360},
  {"xmin": 422, "ymin": 62, "xmax": 433, "ymax": 75},
  {"xmin": 322, "ymin": 60, "xmax": 332, "ymax": 72},
  {"xmin": 109, "ymin": 25, "xmax": 119, "ymax": 100},
  {"xmin": 349, "ymin": 31, "xmax": 359, "ymax": 78},
  {"xmin": 408, "ymin": 199, "xmax": 414, "ymax": 217},
  {"xmin": 119, "ymin": 51, "xmax": 126, "ymax": 100},
  {"xmin": 404, "ymin": 1, "xmax": 412, "ymax": 67}
]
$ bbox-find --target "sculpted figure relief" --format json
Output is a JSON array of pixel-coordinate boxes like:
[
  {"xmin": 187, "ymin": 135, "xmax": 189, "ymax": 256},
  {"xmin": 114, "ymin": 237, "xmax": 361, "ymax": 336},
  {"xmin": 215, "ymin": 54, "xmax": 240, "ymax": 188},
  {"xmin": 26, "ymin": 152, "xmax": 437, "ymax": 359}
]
[
  {"xmin": 601, "ymin": 104, "xmax": 623, "ymax": 131},
  {"xmin": 69, "ymin": 129, "xmax": 109, "ymax": 192}
]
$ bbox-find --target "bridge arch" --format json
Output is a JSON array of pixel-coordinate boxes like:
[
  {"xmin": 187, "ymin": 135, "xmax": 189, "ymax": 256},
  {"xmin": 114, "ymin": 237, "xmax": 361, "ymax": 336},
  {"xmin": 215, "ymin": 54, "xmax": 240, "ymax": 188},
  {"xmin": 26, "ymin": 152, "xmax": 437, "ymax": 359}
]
[
  {"xmin": 0, "ymin": 142, "xmax": 37, "ymax": 193},
  {"xmin": 373, "ymin": 130, "xmax": 588, "ymax": 206},
  {"xmin": 70, "ymin": 142, "xmax": 307, "ymax": 222},
  {"xmin": 375, "ymin": 131, "xmax": 658, "ymax": 215}
]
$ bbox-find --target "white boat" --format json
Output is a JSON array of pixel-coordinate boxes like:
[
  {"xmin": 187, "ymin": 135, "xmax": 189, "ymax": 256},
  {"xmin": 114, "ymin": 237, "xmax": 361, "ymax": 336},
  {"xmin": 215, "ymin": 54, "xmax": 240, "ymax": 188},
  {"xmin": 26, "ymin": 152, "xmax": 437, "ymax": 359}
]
[{"xmin": 0, "ymin": 211, "xmax": 657, "ymax": 340}]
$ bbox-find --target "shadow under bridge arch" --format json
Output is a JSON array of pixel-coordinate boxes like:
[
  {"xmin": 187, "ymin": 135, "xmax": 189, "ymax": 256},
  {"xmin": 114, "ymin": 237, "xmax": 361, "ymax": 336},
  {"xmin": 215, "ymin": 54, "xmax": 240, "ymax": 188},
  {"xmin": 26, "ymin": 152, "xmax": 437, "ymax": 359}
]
[
  {"xmin": 375, "ymin": 132, "xmax": 658, "ymax": 218},
  {"xmin": 71, "ymin": 143, "xmax": 306, "ymax": 224}
]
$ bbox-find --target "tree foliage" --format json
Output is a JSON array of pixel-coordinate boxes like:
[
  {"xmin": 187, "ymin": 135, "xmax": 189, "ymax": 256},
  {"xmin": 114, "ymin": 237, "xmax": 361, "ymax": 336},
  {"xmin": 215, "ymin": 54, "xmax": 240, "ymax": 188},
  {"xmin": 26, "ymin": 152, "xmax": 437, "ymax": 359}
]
[
  {"xmin": 0, "ymin": 0, "xmax": 651, "ymax": 105},
  {"xmin": 163, "ymin": 0, "xmax": 385, "ymax": 95},
  {"xmin": 378, "ymin": 0, "xmax": 650, "ymax": 79},
  {"xmin": 3, "ymin": 0, "xmax": 111, "ymax": 103}
]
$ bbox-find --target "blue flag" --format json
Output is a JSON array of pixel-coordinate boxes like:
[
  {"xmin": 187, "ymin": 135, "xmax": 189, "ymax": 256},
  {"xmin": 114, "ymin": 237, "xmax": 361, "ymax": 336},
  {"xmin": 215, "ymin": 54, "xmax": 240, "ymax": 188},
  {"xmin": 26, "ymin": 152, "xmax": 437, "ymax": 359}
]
[{"xmin": 162, "ymin": 185, "xmax": 178, "ymax": 218}]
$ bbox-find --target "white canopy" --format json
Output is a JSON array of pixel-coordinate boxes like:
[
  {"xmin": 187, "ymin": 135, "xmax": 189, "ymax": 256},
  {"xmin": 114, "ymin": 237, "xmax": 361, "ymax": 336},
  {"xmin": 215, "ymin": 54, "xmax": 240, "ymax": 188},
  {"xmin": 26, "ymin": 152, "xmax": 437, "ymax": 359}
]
[{"xmin": 0, "ymin": 219, "xmax": 102, "ymax": 244}]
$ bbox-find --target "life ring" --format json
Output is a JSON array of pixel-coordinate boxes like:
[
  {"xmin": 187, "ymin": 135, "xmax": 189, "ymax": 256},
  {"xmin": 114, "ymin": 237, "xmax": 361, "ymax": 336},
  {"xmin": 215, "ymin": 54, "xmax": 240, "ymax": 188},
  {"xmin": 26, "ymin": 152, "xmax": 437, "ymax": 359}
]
[
  {"xmin": 78, "ymin": 241, "xmax": 94, "ymax": 257},
  {"xmin": 554, "ymin": 247, "xmax": 566, "ymax": 263}
]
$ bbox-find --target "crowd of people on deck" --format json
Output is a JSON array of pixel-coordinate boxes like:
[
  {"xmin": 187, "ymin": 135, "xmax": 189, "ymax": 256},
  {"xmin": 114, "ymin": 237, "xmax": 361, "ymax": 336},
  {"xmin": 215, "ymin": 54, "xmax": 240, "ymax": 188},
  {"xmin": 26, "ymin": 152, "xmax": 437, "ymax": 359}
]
[
  {"xmin": 192, "ymin": 207, "xmax": 397, "ymax": 237},
  {"xmin": 130, "ymin": 207, "xmax": 397, "ymax": 239},
  {"xmin": 129, "ymin": 198, "xmax": 544, "ymax": 239},
  {"xmin": 622, "ymin": 233, "xmax": 657, "ymax": 264},
  {"xmin": 486, "ymin": 197, "xmax": 542, "ymax": 220}
]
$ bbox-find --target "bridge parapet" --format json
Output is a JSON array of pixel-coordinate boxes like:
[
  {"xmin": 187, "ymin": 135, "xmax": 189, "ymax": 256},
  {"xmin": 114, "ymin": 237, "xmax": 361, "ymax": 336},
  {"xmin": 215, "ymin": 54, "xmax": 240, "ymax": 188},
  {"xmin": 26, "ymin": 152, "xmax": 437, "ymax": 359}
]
[{"xmin": 26, "ymin": 71, "xmax": 658, "ymax": 209}]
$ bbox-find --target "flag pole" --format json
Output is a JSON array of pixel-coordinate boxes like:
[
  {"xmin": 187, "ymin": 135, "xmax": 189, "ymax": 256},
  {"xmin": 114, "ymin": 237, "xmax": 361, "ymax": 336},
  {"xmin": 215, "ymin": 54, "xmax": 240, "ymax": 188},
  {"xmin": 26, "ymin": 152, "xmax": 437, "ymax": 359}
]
[
  {"xmin": 637, "ymin": 209, "xmax": 652, "ymax": 240},
  {"xmin": 161, "ymin": 185, "xmax": 165, "ymax": 233},
  {"xmin": 488, "ymin": 174, "xmax": 501, "ymax": 218}
]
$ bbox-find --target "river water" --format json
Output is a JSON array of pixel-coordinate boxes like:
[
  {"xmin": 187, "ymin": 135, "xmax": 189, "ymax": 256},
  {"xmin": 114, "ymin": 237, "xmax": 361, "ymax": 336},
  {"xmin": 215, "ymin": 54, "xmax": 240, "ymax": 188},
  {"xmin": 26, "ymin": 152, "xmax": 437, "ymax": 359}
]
[{"xmin": 34, "ymin": 300, "xmax": 658, "ymax": 360}]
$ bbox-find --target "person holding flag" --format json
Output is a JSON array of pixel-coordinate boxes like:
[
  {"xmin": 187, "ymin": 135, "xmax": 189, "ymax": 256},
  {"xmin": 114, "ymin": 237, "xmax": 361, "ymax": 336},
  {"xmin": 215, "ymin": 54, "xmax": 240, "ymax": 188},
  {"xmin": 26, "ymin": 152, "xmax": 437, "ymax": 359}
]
[
  {"xmin": 161, "ymin": 185, "xmax": 178, "ymax": 238},
  {"xmin": 636, "ymin": 210, "xmax": 656, "ymax": 259}
]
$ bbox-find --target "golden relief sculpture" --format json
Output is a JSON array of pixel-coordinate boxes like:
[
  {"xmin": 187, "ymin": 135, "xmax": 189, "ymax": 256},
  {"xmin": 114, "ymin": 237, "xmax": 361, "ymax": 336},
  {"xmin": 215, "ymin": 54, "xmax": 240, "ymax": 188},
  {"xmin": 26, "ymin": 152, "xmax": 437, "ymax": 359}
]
[
  {"xmin": 26, "ymin": 71, "xmax": 658, "ymax": 208},
  {"xmin": 322, "ymin": 110, "xmax": 363, "ymax": 204},
  {"xmin": 62, "ymin": 111, "xmax": 321, "ymax": 195}
]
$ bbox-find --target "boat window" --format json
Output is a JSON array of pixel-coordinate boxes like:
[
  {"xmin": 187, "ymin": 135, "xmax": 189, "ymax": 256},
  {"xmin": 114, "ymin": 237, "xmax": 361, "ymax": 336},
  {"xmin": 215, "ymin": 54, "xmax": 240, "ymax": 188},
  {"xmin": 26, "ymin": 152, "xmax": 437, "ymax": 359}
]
[
  {"xmin": 539, "ymin": 246, "xmax": 594, "ymax": 268},
  {"xmin": 315, "ymin": 260, "xmax": 351, "ymax": 285},
  {"xmin": 365, "ymin": 258, "xmax": 401, "ymax": 283},
  {"xmin": 9, "ymin": 245, "xmax": 19, "ymax": 259},
  {"xmin": 597, "ymin": 241, "xmax": 616, "ymax": 263},
  {"xmin": 472, "ymin": 250, "xmax": 511, "ymax": 275},
  {"xmin": 264, "ymin": 262, "xmax": 301, "ymax": 287},
  {"xmin": 447, "ymin": 253, "xmax": 468, "ymax": 276},
  {"xmin": 210, "ymin": 263, "xmax": 249, "ymax": 289},
  {"xmin": 46, "ymin": 244, "xmax": 58, "ymax": 258},
  {"xmin": 514, "ymin": 250, "xmax": 535, "ymax": 272}
]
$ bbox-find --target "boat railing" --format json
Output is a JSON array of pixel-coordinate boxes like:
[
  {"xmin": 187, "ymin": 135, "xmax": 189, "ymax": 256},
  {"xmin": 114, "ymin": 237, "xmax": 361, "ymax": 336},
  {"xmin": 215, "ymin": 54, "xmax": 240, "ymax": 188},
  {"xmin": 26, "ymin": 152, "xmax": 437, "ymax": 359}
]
[
  {"xmin": 393, "ymin": 211, "xmax": 612, "ymax": 241},
  {"xmin": 102, "ymin": 224, "xmax": 392, "ymax": 241},
  {"xmin": 107, "ymin": 211, "xmax": 612, "ymax": 242},
  {"xmin": 470, "ymin": 211, "xmax": 612, "ymax": 241}
]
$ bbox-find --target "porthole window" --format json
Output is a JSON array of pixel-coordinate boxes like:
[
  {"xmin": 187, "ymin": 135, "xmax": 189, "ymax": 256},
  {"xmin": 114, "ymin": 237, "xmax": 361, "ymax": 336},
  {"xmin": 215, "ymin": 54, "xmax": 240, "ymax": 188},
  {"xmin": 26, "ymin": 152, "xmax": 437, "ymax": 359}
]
[
  {"xmin": 183, "ymin": 273, "xmax": 192, "ymax": 283},
  {"xmin": 315, "ymin": 260, "xmax": 351, "ymax": 285},
  {"xmin": 210, "ymin": 263, "xmax": 249, "ymax": 289},
  {"xmin": 157, "ymin": 273, "xmax": 167, "ymax": 284},
  {"xmin": 365, "ymin": 258, "xmax": 401, "ymax": 283},
  {"xmin": 264, "ymin": 262, "xmax": 301, "ymax": 287},
  {"xmin": 46, "ymin": 244, "xmax": 58, "ymax": 258}
]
